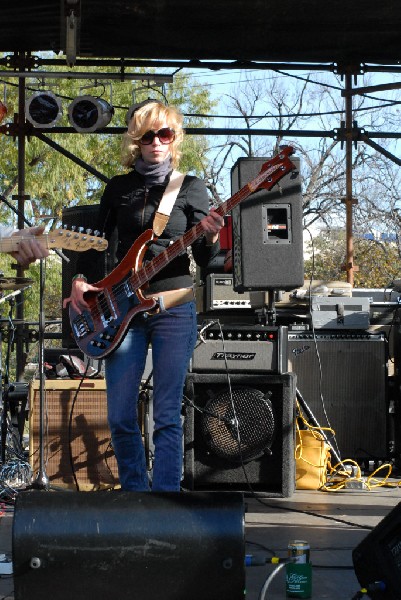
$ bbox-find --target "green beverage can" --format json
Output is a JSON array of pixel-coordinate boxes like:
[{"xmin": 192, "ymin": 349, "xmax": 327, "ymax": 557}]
[{"xmin": 286, "ymin": 540, "xmax": 312, "ymax": 598}]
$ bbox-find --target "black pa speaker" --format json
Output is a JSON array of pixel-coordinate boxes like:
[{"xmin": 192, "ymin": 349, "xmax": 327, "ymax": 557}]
[
  {"xmin": 183, "ymin": 372, "xmax": 296, "ymax": 497},
  {"xmin": 353, "ymin": 501, "xmax": 401, "ymax": 599},
  {"xmin": 231, "ymin": 156, "xmax": 304, "ymax": 291},
  {"xmin": 13, "ymin": 491, "xmax": 245, "ymax": 600},
  {"xmin": 61, "ymin": 204, "xmax": 116, "ymax": 347}
]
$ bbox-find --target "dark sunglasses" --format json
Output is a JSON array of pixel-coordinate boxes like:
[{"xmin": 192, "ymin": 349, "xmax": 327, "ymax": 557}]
[{"xmin": 140, "ymin": 127, "xmax": 175, "ymax": 145}]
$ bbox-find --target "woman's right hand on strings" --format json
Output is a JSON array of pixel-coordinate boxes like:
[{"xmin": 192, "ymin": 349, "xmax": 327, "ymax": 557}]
[{"xmin": 62, "ymin": 279, "xmax": 103, "ymax": 314}]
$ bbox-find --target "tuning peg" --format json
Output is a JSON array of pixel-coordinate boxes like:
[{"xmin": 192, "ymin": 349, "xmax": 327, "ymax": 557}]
[
  {"xmin": 86, "ymin": 229, "xmax": 92, "ymax": 235},
  {"xmin": 78, "ymin": 227, "xmax": 84, "ymax": 233},
  {"xmin": 94, "ymin": 230, "xmax": 100, "ymax": 236},
  {"xmin": 71, "ymin": 225, "xmax": 76, "ymax": 231}
]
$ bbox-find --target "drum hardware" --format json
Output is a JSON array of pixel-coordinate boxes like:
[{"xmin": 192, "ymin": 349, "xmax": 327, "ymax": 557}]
[
  {"xmin": 0, "ymin": 200, "xmax": 72, "ymax": 492},
  {"xmin": 0, "ymin": 277, "xmax": 33, "ymax": 291},
  {"xmin": 0, "ymin": 294, "xmax": 27, "ymax": 468}
]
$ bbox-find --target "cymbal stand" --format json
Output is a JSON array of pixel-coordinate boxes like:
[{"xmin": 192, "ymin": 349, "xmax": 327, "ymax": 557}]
[{"xmin": 31, "ymin": 260, "xmax": 49, "ymax": 489}]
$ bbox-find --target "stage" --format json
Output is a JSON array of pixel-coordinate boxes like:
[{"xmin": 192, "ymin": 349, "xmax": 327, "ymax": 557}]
[{"xmin": 1, "ymin": 485, "xmax": 401, "ymax": 599}]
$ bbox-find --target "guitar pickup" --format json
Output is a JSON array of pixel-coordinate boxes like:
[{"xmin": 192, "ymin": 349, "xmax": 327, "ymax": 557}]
[
  {"xmin": 72, "ymin": 312, "xmax": 94, "ymax": 340},
  {"xmin": 97, "ymin": 290, "xmax": 118, "ymax": 325},
  {"xmin": 121, "ymin": 279, "xmax": 135, "ymax": 298}
]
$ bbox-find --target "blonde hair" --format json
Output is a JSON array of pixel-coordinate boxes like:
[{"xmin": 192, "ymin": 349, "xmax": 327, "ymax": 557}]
[{"xmin": 121, "ymin": 102, "xmax": 184, "ymax": 169}]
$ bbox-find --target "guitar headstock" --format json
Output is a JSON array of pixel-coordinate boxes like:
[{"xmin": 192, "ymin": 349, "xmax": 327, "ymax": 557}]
[
  {"xmin": 50, "ymin": 228, "xmax": 108, "ymax": 252},
  {"xmin": 254, "ymin": 145, "xmax": 296, "ymax": 192}
]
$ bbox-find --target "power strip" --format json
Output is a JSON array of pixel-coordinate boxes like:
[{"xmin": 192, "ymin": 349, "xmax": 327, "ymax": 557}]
[{"xmin": 344, "ymin": 479, "xmax": 369, "ymax": 490}]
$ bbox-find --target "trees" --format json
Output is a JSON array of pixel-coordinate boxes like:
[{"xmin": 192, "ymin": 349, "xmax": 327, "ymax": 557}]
[{"xmin": 303, "ymin": 229, "xmax": 401, "ymax": 288}]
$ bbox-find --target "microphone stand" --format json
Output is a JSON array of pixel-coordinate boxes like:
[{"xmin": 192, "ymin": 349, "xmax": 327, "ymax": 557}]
[
  {"xmin": 0, "ymin": 193, "xmax": 69, "ymax": 489},
  {"xmin": 296, "ymin": 387, "xmax": 343, "ymax": 466}
]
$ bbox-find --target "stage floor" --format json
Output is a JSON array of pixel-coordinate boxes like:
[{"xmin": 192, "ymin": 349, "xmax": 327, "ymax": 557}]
[{"xmin": 1, "ymin": 485, "xmax": 401, "ymax": 599}]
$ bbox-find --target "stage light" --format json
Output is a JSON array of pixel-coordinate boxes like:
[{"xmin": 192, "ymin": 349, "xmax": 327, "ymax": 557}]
[
  {"xmin": 68, "ymin": 95, "xmax": 114, "ymax": 132},
  {"xmin": 25, "ymin": 91, "xmax": 62, "ymax": 128}
]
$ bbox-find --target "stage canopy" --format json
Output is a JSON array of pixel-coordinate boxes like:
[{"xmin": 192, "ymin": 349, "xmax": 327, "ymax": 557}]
[{"xmin": 2, "ymin": 1, "xmax": 401, "ymax": 65}]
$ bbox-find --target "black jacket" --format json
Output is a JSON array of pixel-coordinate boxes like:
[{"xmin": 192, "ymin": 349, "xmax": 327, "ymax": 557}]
[{"xmin": 76, "ymin": 169, "xmax": 220, "ymax": 294}]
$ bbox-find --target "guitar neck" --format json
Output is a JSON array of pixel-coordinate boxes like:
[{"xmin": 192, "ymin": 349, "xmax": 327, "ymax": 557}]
[
  {"xmin": 0, "ymin": 230, "xmax": 108, "ymax": 253},
  {"xmin": 132, "ymin": 159, "xmax": 286, "ymax": 288},
  {"xmin": 0, "ymin": 236, "xmax": 47, "ymax": 253}
]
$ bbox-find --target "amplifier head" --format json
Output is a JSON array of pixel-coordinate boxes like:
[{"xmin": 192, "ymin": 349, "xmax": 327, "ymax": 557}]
[
  {"xmin": 192, "ymin": 324, "xmax": 288, "ymax": 374},
  {"xmin": 204, "ymin": 274, "xmax": 269, "ymax": 311}
]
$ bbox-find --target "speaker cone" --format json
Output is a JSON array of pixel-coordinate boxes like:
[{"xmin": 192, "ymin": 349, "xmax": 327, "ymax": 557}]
[{"xmin": 201, "ymin": 386, "xmax": 275, "ymax": 463}]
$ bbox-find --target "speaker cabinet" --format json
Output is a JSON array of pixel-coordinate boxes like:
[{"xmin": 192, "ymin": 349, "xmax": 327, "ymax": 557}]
[
  {"xmin": 353, "ymin": 501, "xmax": 401, "ymax": 600},
  {"xmin": 13, "ymin": 491, "xmax": 245, "ymax": 600},
  {"xmin": 62, "ymin": 204, "xmax": 116, "ymax": 347},
  {"xmin": 288, "ymin": 332, "xmax": 388, "ymax": 461},
  {"xmin": 183, "ymin": 372, "xmax": 296, "ymax": 497},
  {"xmin": 231, "ymin": 156, "xmax": 304, "ymax": 291},
  {"xmin": 29, "ymin": 379, "xmax": 119, "ymax": 489}
]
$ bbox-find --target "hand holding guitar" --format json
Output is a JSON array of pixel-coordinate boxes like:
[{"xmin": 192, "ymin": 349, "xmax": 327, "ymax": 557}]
[
  {"xmin": 10, "ymin": 226, "xmax": 50, "ymax": 267},
  {"xmin": 201, "ymin": 209, "xmax": 225, "ymax": 245},
  {"xmin": 63, "ymin": 277, "xmax": 102, "ymax": 314},
  {"xmin": 1, "ymin": 225, "xmax": 107, "ymax": 268}
]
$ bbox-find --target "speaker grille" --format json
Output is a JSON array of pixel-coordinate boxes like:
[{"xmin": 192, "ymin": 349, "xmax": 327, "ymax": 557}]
[
  {"xmin": 201, "ymin": 386, "xmax": 275, "ymax": 462},
  {"xmin": 288, "ymin": 332, "xmax": 388, "ymax": 461},
  {"xmin": 29, "ymin": 380, "xmax": 119, "ymax": 489}
]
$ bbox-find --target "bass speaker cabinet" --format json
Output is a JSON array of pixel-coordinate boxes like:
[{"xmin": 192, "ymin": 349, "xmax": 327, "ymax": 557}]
[
  {"xmin": 183, "ymin": 372, "xmax": 296, "ymax": 497},
  {"xmin": 288, "ymin": 332, "xmax": 388, "ymax": 461},
  {"xmin": 231, "ymin": 156, "xmax": 304, "ymax": 291},
  {"xmin": 61, "ymin": 204, "xmax": 116, "ymax": 347},
  {"xmin": 29, "ymin": 379, "xmax": 119, "ymax": 489}
]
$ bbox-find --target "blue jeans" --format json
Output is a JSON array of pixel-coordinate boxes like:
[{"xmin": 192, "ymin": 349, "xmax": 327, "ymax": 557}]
[{"xmin": 105, "ymin": 301, "xmax": 197, "ymax": 491}]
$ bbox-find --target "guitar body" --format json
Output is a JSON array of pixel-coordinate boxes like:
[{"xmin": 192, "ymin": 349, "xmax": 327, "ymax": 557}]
[
  {"xmin": 69, "ymin": 229, "xmax": 158, "ymax": 359},
  {"xmin": 68, "ymin": 146, "xmax": 296, "ymax": 359}
]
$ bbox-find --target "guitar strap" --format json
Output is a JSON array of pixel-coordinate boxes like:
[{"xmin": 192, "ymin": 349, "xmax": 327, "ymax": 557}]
[{"xmin": 152, "ymin": 170, "xmax": 186, "ymax": 236}]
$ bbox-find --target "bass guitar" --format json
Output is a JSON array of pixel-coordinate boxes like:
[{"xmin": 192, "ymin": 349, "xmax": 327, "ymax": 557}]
[
  {"xmin": 0, "ymin": 228, "xmax": 108, "ymax": 253},
  {"xmin": 69, "ymin": 146, "xmax": 295, "ymax": 359}
]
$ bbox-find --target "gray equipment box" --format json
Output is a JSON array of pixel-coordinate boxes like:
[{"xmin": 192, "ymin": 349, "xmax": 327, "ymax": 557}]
[{"xmin": 311, "ymin": 296, "xmax": 370, "ymax": 329}]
